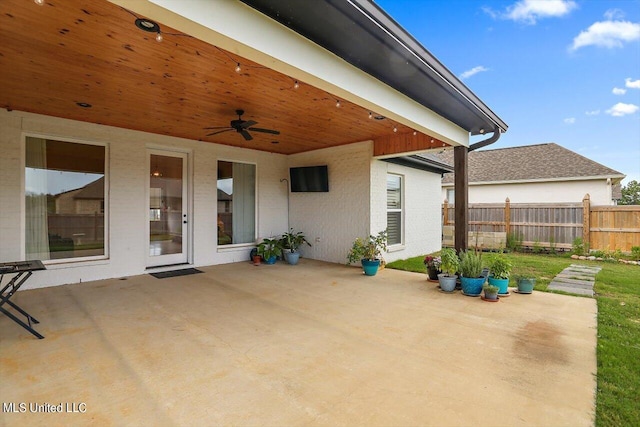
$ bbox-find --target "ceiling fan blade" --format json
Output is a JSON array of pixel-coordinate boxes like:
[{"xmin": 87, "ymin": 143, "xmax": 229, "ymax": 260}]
[
  {"xmin": 203, "ymin": 126, "xmax": 231, "ymax": 130},
  {"xmin": 240, "ymin": 120, "xmax": 257, "ymax": 129},
  {"xmin": 206, "ymin": 129, "xmax": 233, "ymax": 136},
  {"xmin": 240, "ymin": 130, "xmax": 253, "ymax": 141},
  {"xmin": 248, "ymin": 127, "xmax": 280, "ymax": 135}
]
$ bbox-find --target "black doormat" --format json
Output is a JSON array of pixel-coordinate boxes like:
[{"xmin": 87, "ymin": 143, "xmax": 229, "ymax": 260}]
[{"xmin": 149, "ymin": 268, "xmax": 203, "ymax": 279}]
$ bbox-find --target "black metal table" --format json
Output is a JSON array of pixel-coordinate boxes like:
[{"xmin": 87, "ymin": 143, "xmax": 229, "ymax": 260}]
[{"xmin": 0, "ymin": 260, "xmax": 46, "ymax": 339}]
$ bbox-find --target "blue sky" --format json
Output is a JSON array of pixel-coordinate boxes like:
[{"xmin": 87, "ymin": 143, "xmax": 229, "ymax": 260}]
[{"xmin": 376, "ymin": 0, "xmax": 640, "ymax": 185}]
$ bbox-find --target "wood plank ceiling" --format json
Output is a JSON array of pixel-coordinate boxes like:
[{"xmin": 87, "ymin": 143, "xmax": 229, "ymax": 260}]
[{"xmin": 0, "ymin": 0, "xmax": 450, "ymax": 155}]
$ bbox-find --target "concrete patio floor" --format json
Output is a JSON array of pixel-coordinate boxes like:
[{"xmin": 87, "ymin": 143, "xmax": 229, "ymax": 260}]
[{"xmin": 1, "ymin": 259, "xmax": 597, "ymax": 426}]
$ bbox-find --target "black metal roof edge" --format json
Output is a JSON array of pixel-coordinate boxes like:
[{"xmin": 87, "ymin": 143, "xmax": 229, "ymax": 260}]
[
  {"xmin": 347, "ymin": 0, "xmax": 508, "ymax": 133},
  {"xmin": 239, "ymin": 0, "xmax": 508, "ymax": 135},
  {"xmin": 383, "ymin": 156, "xmax": 454, "ymax": 175}
]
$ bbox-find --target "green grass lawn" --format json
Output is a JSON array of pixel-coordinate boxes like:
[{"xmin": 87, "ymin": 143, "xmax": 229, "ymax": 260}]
[{"xmin": 387, "ymin": 252, "xmax": 640, "ymax": 426}]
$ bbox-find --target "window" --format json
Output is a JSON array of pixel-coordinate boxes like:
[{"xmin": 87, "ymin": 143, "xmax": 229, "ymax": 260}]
[
  {"xmin": 387, "ymin": 174, "xmax": 402, "ymax": 246},
  {"xmin": 446, "ymin": 189, "xmax": 455, "ymax": 203},
  {"xmin": 217, "ymin": 161, "xmax": 256, "ymax": 245},
  {"xmin": 25, "ymin": 137, "xmax": 106, "ymax": 260}
]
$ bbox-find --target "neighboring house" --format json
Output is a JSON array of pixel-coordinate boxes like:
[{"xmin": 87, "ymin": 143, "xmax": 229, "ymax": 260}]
[
  {"xmin": 55, "ymin": 177, "xmax": 105, "ymax": 215},
  {"xmin": 435, "ymin": 143, "xmax": 625, "ymax": 205},
  {"xmin": 0, "ymin": 0, "xmax": 506, "ymax": 288}
]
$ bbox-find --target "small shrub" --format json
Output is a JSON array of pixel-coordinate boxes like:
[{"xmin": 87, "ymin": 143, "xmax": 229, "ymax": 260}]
[
  {"xmin": 506, "ymin": 232, "xmax": 523, "ymax": 252},
  {"xmin": 532, "ymin": 240, "xmax": 542, "ymax": 254},
  {"xmin": 632, "ymin": 246, "xmax": 640, "ymax": 260},
  {"xmin": 572, "ymin": 237, "xmax": 586, "ymax": 256},
  {"xmin": 459, "ymin": 250, "xmax": 483, "ymax": 278},
  {"xmin": 439, "ymin": 248, "xmax": 460, "ymax": 276},
  {"xmin": 488, "ymin": 254, "xmax": 512, "ymax": 279}
]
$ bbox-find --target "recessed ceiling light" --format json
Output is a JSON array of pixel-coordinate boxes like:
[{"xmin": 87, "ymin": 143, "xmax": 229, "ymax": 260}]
[
  {"xmin": 374, "ymin": 115, "xmax": 385, "ymax": 120},
  {"xmin": 76, "ymin": 102, "xmax": 92, "ymax": 108},
  {"xmin": 271, "ymin": 141, "xmax": 279, "ymax": 144},
  {"xmin": 135, "ymin": 18, "xmax": 160, "ymax": 33}
]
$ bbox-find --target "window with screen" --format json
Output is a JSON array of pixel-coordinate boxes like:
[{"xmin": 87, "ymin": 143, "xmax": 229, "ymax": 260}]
[{"xmin": 387, "ymin": 174, "xmax": 403, "ymax": 246}]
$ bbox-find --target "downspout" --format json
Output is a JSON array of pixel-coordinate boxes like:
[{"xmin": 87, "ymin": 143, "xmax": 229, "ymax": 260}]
[{"xmin": 469, "ymin": 127, "xmax": 501, "ymax": 152}]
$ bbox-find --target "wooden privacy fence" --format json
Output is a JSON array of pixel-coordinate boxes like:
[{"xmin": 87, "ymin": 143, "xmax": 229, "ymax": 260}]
[{"xmin": 442, "ymin": 195, "xmax": 640, "ymax": 252}]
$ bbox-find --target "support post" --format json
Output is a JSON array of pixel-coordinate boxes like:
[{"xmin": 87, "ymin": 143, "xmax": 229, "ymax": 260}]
[
  {"xmin": 504, "ymin": 197, "xmax": 511, "ymax": 236},
  {"xmin": 454, "ymin": 145, "xmax": 468, "ymax": 253},
  {"xmin": 583, "ymin": 194, "xmax": 590, "ymax": 251},
  {"xmin": 442, "ymin": 199, "xmax": 449, "ymax": 226}
]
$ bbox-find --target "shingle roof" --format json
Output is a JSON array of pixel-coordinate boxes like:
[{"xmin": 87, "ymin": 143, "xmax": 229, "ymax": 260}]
[{"xmin": 436, "ymin": 143, "xmax": 625, "ymax": 184}]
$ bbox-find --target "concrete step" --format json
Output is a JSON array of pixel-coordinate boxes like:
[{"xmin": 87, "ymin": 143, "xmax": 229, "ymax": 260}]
[{"xmin": 547, "ymin": 283, "xmax": 594, "ymax": 297}]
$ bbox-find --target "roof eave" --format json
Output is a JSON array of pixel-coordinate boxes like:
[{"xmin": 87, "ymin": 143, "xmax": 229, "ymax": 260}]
[{"xmin": 239, "ymin": 0, "xmax": 507, "ymax": 136}]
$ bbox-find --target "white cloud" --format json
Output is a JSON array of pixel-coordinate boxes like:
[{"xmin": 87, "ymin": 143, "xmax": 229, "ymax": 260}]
[
  {"xmin": 495, "ymin": 0, "xmax": 577, "ymax": 24},
  {"xmin": 459, "ymin": 66, "xmax": 489, "ymax": 80},
  {"xmin": 606, "ymin": 102, "xmax": 639, "ymax": 116},
  {"xmin": 626, "ymin": 78, "xmax": 640, "ymax": 89},
  {"xmin": 571, "ymin": 20, "xmax": 640, "ymax": 50},
  {"xmin": 604, "ymin": 9, "xmax": 625, "ymax": 21},
  {"xmin": 564, "ymin": 117, "xmax": 576, "ymax": 124},
  {"xmin": 585, "ymin": 110, "xmax": 600, "ymax": 116},
  {"xmin": 612, "ymin": 87, "xmax": 627, "ymax": 95}
]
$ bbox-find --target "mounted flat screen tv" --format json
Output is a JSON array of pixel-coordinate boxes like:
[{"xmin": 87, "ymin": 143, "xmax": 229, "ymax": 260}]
[{"xmin": 290, "ymin": 165, "xmax": 329, "ymax": 192}]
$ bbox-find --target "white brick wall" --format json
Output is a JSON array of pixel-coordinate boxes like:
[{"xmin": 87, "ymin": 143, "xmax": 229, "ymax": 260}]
[
  {"xmin": 288, "ymin": 142, "xmax": 372, "ymax": 264},
  {"xmin": 371, "ymin": 162, "xmax": 443, "ymax": 263},
  {"xmin": 1, "ymin": 109, "xmax": 445, "ymax": 288},
  {"xmin": 287, "ymin": 142, "xmax": 443, "ymax": 265},
  {"xmin": 0, "ymin": 110, "xmax": 288, "ymax": 288}
]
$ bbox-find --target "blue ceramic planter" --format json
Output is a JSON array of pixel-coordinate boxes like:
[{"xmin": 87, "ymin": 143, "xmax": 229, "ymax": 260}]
[
  {"xmin": 460, "ymin": 276, "xmax": 485, "ymax": 295},
  {"xmin": 264, "ymin": 255, "xmax": 277, "ymax": 265},
  {"xmin": 438, "ymin": 274, "xmax": 458, "ymax": 292},
  {"xmin": 361, "ymin": 259, "xmax": 381, "ymax": 276},
  {"xmin": 517, "ymin": 278, "xmax": 535, "ymax": 294},
  {"xmin": 285, "ymin": 251, "xmax": 300, "ymax": 265},
  {"xmin": 488, "ymin": 276, "xmax": 509, "ymax": 294}
]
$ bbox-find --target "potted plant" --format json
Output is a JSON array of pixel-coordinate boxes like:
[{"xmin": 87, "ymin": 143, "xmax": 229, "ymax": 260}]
[
  {"xmin": 459, "ymin": 249, "xmax": 485, "ymax": 296},
  {"xmin": 257, "ymin": 237, "xmax": 282, "ymax": 265},
  {"xmin": 424, "ymin": 255, "xmax": 442, "ymax": 281},
  {"xmin": 346, "ymin": 230, "xmax": 388, "ymax": 276},
  {"xmin": 437, "ymin": 248, "xmax": 459, "ymax": 292},
  {"xmin": 514, "ymin": 275, "xmax": 535, "ymax": 294},
  {"xmin": 482, "ymin": 283, "xmax": 499, "ymax": 301},
  {"xmin": 281, "ymin": 229, "xmax": 311, "ymax": 265},
  {"xmin": 487, "ymin": 254, "xmax": 512, "ymax": 295}
]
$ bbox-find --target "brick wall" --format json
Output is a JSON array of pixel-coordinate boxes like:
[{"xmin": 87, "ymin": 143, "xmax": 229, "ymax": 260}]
[{"xmin": 0, "ymin": 109, "xmax": 288, "ymax": 289}]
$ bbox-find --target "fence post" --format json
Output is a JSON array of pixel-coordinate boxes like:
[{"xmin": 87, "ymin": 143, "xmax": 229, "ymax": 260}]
[
  {"xmin": 504, "ymin": 197, "xmax": 511, "ymax": 236},
  {"xmin": 443, "ymin": 199, "xmax": 449, "ymax": 226},
  {"xmin": 582, "ymin": 194, "xmax": 590, "ymax": 250}
]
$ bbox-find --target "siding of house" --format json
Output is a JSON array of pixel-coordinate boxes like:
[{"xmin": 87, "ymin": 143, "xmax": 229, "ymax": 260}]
[
  {"xmin": 0, "ymin": 109, "xmax": 289, "ymax": 289},
  {"xmin": 372, "ymin": 161, "xmax": 442, "ymax": 262},
  {"xmin": 442, "ymin": 179, "xmax": 615, "ymax": 205}
]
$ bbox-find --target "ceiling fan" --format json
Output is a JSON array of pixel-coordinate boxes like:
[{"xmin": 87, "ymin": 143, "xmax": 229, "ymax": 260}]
[{"xmin": 204, "ymin": 109, "xmax": 280, "ymax": 141}]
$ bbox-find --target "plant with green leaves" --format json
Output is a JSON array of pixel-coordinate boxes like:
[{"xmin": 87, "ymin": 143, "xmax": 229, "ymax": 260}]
[
  {"xmin": 632, "ymin": 246, "xmax": 640, "ymax": 260},
  {"xmin": 488, "ymin": 254, "xmax": 512, "ymax": 279},
  {"xmin": 438, "ymin": 248, "xmax": 459, "ymax": 276},
  {"xmin": 459, "ymin": 249, "xmax": 483, "ymax": 278},
  {"xmin": 257, "ymin": 237, "xmax": 283, "ymax": 260},
  {"xmin": 281, "ymin": 229, "xmax": 311, "ymax": 253},
  {"xmin": 346, "ymin": 230, "xmax": 388, "ymax": 264},
  {"xmin": 483, "ymin": 283, "xmax": 499, "ymax": 293}
]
